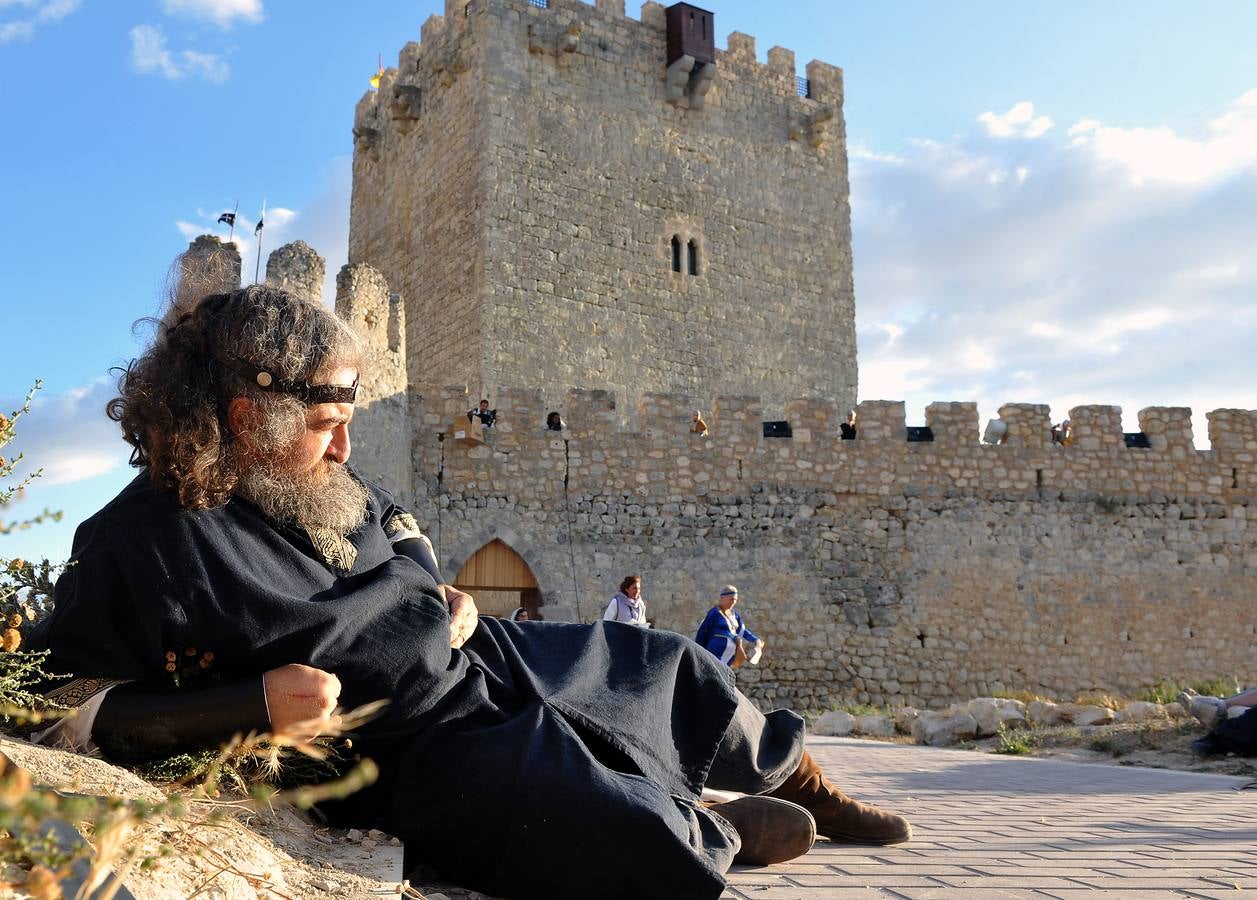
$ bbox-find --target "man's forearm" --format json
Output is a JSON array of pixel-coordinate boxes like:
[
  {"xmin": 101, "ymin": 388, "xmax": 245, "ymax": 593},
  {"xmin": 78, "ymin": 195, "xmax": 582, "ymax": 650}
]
[{"xmin": 93, "ymin": 676, "xmax": 271, "ymax": 763}]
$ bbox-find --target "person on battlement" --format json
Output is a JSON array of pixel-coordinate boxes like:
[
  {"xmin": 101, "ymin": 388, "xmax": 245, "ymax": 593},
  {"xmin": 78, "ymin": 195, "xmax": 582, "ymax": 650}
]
[
  {"xmin": 467, "ymin": 398, "xmax": 496, "ymax": 429},
  {"xmin": 29, "ymin": 284, "xmax": 911, "ymax": 900}
]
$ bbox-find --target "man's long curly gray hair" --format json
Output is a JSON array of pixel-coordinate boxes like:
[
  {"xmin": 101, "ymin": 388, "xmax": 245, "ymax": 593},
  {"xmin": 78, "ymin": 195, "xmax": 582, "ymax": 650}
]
[{"xmin": 108, "ymin": 283, "xmax": 362, "ymax": 510}]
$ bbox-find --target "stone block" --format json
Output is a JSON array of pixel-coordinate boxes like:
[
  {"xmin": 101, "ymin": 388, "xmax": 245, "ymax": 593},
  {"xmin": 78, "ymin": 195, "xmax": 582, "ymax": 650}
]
[
  {"xmin": 1138, "ymin": 406, "xmax": 1193, "ymax": 454},
  {"xmin": 712, "ymin": 396, "xmax": 763, "ymax": 443},
  {"xmin": 965, "ymin": 697, "xmax": 1026, "ymax": 736},
  {"xmin": 805, "ymin": 59, "xmax": 842, "ymax": 102},
  {"xmin": 812, "ymin": 710, "xmax": 853, "ymax": 736},
  {"xmin": 997, "ymin": 403, "xmax": 1052, "ymax": 449},
  {"xmin": 766, "ymin": 46, "xmax": 795, "ymax": 74},
  {"xmin": 911, "ymin": 710, "xmax": 977, "ymax": 746},
  {"xmin": 785, "ymin": 398, "xmax": 839, "ymax": 436},
  {"xmin": 854, "ymin": 401, "xmax": 905, "ymax": 443},
  {"xmin": 1069, "ymin": 704, "xmax": 1115, "ymax": 726},
  {"xmin": 1113, "ymin": 701, "xmax": 1168, "ymax": 724},
  {"xmin": 726, "ymin": 31, "xmax": 756, "ymax": 61},
  {"xmin": 1068, "ymin": 405, "xmax": 1124, "ymax": 453},
  {"xmin": 925, "ymin": 402, "xmax": 978, "ymax": 446},
  {"xmin": 495, "ymin": 387, "xmax": 545, "ymax": 433},
  {"xmin": 1027, "ymin": 700, "xmax": 1066, "ymax": 726},
  {"xmin": 566, "ymin": 388, "xmax": 618, "ymax": 440},
  {"xmin": 892, "ymin": 707, "xmax": 920, "ymax": 735},
  {"xmin": 639, "ymin": 392, "xmax": 697, "ymax": 438},
  {"xmin": 852, "ymin": 714, "xmax": 895, "ymax": 737},
  {"xmin": 1208, "ymin": 408, "xmax": 1257, "ymax": 454},
  {"xmin": 639, "ymin": 1, "xmax": 664, "ymax": 29}
]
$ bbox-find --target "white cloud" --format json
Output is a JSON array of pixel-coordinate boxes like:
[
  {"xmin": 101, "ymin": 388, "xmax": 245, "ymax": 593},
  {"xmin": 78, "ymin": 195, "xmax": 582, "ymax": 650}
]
[
  {"xmin": 172, "ymin": 173, "xmax": 346, "ymax": 300},
  {"xmin": 1068, "ymin": 90, "xmax": 1257, "ymax": 185},
  {"xmin": 161, "ymin": 0, "xmax": 263, "ymax": 28},
  {"xmin": 0, "ymin": 0, "xmax": 77, "ymax": 44},
  {"xmin": 851, "ymin": 90, "xmax": 1257, "ymax": 443},
  {"xmin": 979, "ymin": 101, "xmax": 1053, "ymax": 139},
  {"xmin": 129, "ymin": 24, "xmax": 229, "ymax": 83},
  {"xmin": 3, "ymin": 378, "xmax": 129, "ymax": 489}
]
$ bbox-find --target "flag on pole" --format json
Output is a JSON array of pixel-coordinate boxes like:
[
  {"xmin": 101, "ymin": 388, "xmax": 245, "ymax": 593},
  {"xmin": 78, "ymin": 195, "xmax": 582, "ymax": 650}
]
[
  {"xmin": 254, "ymin": 199, "xmax": 267, "ymax": 284},
  {"xmin": 369, "ymin": 54, "xmax": 384, "ymax": 90},
  {"xmin": 219, "ymin": 201, "xmax": 240, "ymax": 243}
]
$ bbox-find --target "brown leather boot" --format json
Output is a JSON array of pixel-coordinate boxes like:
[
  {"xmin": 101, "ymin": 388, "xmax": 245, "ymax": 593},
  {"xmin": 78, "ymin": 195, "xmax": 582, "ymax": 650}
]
[
  {"xmin": 767, "ymin": 750, "xmax": 912, "ymax": 844},
  {"xmin": 706, "ymin": 796, "xmax": 817, "ymax": 866}
]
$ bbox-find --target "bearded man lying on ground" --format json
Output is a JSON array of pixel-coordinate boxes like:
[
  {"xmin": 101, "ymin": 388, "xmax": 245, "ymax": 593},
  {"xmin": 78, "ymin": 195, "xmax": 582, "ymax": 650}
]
[{"xmin": 28, "ymin": 285, "xmax": 911, "ymax": 900}]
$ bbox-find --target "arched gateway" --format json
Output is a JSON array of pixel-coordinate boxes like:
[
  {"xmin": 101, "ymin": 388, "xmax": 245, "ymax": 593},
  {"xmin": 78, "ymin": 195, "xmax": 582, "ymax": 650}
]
[{"xmin": 452, "ymin": 539, "xmax": 543, "ymax": 620}]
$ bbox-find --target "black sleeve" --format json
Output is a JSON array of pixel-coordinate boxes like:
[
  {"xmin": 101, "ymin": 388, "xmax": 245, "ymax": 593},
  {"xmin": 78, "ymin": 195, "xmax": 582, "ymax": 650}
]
[
  {"xmin": 93, "ymin": 676, "xmax": 270, "ymax": 764},
  {"xmin": 371, "ymin": 479, "xmax": 444, "ymax": 584},
  {"xmin": 393, "ymin": 536, "xmax": 442, "ymax": 585}
]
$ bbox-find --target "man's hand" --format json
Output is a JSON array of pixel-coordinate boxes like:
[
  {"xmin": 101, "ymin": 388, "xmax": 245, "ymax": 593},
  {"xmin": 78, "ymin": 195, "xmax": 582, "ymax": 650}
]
[
  {"xmin": 443, "ymin": 585, "xmax": 479, "ymax": 649},
  {"xmin": 263, "ymin": 663, "xmax": 341, "ymax": 739}
]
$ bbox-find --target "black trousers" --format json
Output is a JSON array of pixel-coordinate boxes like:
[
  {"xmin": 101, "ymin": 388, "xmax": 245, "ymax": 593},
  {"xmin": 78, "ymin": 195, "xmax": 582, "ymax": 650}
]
[
  {"xmin": 707, "ymin": 691, "xmax": 806, "ymax": 794},
  {"xmin": 1213, "ymin": 705, "xmax": 1257, "ymax": 755}
]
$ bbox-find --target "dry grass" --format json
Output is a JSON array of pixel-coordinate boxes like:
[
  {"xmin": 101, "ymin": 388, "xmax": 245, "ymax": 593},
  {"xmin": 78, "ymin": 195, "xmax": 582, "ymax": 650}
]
[{"xmin": 0, "ymin": 700, "xmax": 388, "ymax": 898}]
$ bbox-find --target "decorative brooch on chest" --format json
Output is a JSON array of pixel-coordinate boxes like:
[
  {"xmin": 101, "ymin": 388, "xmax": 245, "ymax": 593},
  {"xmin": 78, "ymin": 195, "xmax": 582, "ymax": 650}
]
[{"xmin": 304, "ymin": 526, "xmax": 358, "ymax": 572}]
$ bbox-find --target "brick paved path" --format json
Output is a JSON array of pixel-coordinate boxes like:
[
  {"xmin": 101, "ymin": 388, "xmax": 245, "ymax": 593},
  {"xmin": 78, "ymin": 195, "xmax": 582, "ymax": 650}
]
[{"xmin": 723, "ymin": 737, "xmax": 1257, "ymax": 899}]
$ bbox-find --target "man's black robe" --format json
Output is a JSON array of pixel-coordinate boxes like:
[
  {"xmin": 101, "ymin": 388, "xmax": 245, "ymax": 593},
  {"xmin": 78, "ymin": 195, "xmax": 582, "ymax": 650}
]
[{"xmin": 31, "ymin": 473, "xmax": 745, "ymax": 899}]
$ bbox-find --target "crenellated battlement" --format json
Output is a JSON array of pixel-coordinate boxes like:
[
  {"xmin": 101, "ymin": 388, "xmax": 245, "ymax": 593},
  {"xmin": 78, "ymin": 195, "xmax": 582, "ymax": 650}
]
[
  {"xmin": 320, "ymin": 246, "xmax": 1257, "ymax": 505},
  {"xmin": 404, "ymin": 381, "xmax": 1253, "ymax": 456},
  {"xmin": 353, "ymin": 0, "xmax": 840, "ymax": 140},
  {"xmin": 348, "ymin": 0, "xmax": 857, "ymax": 422},
  {"xmin": 372, "ymin": 380, "xmax": 1257, "ymax": 506}
]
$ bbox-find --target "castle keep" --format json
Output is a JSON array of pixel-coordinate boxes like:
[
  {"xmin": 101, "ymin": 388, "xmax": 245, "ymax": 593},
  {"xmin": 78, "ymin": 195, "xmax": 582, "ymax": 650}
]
[
  {"xmin": 196, "ymin": 0, "xmax": 1255, "ymax": 713},
  {"xmin": 349, "ymin": 0, "xmax": 857, "ymax": 417}
]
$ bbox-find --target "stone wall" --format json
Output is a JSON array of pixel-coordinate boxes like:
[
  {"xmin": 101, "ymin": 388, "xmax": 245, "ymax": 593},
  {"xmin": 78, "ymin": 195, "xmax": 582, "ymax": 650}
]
[
  {"xmin": 387, "ymin": 383, "xmax": 1256, "ymax": 712},
  {"xmin": 335, "ymin": 262, "xmax": 1256, "ymax": 711},
  {"xmin": 192, "ymin": 241, "xmax": 1257, "ymax": 714},
  {"xmin": 348, "ymin": 0, "xmax": 857, "ymax": 419}
]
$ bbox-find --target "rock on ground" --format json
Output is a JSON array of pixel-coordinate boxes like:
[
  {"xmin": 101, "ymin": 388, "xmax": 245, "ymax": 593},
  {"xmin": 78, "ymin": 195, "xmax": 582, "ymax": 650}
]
[
  {"xmin": 965, "ymin": 698, "xmax": 1027, "ymax": 736},
  {"xmin": 813, "ymin": 710, "xmax": 854, "ymax": 736},
  {"xmin": 911, "ymin": 710, "xmax": 978, "ymax": 746}
]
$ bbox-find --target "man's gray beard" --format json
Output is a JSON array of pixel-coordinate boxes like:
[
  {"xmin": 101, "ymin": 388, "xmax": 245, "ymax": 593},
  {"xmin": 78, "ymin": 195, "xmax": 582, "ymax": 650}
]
[{"xmin": 238, "ymin": 461, "xmax": 369, "ymax": 537}]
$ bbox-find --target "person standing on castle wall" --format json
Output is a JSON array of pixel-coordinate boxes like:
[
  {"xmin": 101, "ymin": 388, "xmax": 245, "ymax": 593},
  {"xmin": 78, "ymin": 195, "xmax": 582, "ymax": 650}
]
[
  {"xmin": 1057, "ymin": 418, "xmax": 1072, "ymax": 446},
  {"xmin": 695, "ymin": 586, "xmax": 764, "ymax": 669},
  {"xmin": 840, "ymin": 411, "xmax": 857, "ymax": 440},
  {"xmin": 692, "ymin": 410, "xmax": 709, "ymax": 437},
  {"xmin": 604, "ymin": 574, "xmax": 649, "ymax": 627},
  {"xmin": 468, "ymin": 398, "xmax": 496, "ymax": 429}
]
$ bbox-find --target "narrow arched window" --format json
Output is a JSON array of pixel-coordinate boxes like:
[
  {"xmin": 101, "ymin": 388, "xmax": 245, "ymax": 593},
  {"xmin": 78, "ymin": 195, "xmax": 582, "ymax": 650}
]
[
  {"xmin": 670, "ymin": 236, "xmax": 682, "ymax": 273},
  {"xmin": 687, "ymin": 239, "xmax": 699, "ymax": 276}
]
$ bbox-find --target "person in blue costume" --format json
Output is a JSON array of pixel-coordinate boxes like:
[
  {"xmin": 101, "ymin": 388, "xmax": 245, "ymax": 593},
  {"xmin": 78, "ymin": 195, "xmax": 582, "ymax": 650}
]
[
  {"xmin": 29, "ymin": 281, "xmax": 911, "ymax": 900},
  {"xmin": 695, "ymin": 585, "xmax": 764, "ymax": 668}
]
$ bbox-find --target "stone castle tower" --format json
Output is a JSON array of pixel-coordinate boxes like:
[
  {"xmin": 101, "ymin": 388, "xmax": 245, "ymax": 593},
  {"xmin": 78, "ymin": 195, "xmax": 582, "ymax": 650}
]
[{"xmin": 348, "ymin": 0, "xmax": 856, "ymax": 416}]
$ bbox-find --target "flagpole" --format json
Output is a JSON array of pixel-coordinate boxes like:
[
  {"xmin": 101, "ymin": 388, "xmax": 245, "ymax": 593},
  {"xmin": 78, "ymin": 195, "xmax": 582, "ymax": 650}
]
[
  {"xmin": 253, "ymin": 199, "xmax": 266, "ymax": 284},
  {"xmin": 228, "ymin": 200, "xmax": 238, "ymax": 244}
]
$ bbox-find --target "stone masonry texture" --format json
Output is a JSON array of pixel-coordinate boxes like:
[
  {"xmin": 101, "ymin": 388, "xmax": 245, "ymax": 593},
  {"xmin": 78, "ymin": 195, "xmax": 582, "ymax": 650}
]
[
  {"xmin": 348, "ymin": 0, "xmax": 857, "ymax": 419},
  {"xmin": 216, "ymin": 0, "xmax": 1257, "ymax": 715},
  {"xmin": 329, "ymin": 254, "xmax": 1257, "ymax": 711}
]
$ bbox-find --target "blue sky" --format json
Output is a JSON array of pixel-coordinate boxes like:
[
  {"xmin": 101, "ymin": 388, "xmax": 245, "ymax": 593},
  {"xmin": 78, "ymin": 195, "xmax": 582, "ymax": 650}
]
[{"xmin": 2, "ymin": 0, "xmax": 1256, "ymax": 562}]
